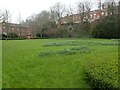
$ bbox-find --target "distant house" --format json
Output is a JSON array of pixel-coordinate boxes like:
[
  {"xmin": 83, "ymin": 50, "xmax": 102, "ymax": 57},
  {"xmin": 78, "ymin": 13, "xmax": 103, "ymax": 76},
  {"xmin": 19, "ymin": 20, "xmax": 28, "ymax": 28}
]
[
  {"xmin": 0, "ymin": 22, "xmax": 32, "ymax": 39},
  {"xmin": 57, "ymin": 10, "xmax": 106, "ymax": 25},
  {"xmin": 57, "ymin": 6, "xmax": 118, "ymax": 25}
]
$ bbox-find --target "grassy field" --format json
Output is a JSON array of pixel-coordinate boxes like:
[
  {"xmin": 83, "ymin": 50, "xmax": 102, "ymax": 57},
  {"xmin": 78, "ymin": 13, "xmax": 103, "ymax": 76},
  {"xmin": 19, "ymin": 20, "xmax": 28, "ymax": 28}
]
[
  {"xmin": 2, "ymin": 38, "xmax": 119, "ymax": 88},
  {"xmin": 0, "ymin": 40, "xmax": 2, "ymax": 89}
]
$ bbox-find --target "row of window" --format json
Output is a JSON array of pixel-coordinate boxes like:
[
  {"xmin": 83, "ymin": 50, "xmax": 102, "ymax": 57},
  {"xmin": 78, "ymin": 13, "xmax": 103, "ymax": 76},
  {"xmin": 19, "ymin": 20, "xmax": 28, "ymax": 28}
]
[
  {"xmin": 2, "ymin": 26, "xmax": 29, "ymax": 32},
  {"xmin": 90, "ymin": 12, "xmax": 107, "ymax": 18},
  {"xmin": 61, "ymin": 11, "xmax": 108, "ymax": 23},
  {"xmin": 2, "ymin": 27, "xmax": 21, "ymax": 31}
]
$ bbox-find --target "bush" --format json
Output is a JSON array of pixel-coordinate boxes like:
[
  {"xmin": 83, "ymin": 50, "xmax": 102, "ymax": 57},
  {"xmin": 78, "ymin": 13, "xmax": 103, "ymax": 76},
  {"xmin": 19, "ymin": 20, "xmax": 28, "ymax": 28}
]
[
  {"xmin": 8, "ymin": 33, "xmax": 18, "ymax": 38},
  {"xmin": 84, "ymin": 56, "xmax": 119, "ymax": 89},
  {"xmin": 91, "ymin": 15, "xmax": 119, "ymax": 39}
]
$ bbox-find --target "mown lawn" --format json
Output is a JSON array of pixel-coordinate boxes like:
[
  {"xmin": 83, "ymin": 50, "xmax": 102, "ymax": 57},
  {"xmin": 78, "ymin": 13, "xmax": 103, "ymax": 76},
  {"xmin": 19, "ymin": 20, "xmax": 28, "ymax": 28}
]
[
  {"xmin": 0, "ymin": 40, "xmax": 2, "ymax": 89},
  {"xmin": 2, "ymin": 38, "xmax": 118, "ymax": 88}
]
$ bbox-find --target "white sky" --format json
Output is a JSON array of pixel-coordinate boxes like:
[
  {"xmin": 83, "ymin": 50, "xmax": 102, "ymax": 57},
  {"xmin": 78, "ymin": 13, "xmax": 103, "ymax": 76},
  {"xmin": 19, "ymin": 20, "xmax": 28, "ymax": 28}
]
[
  {"xmin": 0, "ymin": 0, "xmax": 118, "ymax": 23},
  {"xmin": 0, "ymin": 0, "xmax": 78, "ymax": 23}
]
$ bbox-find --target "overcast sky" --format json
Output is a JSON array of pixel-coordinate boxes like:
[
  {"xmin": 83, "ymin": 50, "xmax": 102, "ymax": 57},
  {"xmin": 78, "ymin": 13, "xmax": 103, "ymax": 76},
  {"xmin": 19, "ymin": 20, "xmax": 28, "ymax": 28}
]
[
  {"xmin": 0, "ymin": 0, "xmax": 77, "ymax": 23},
  {"xmin": 0, "ymin": 0, "xmax": 118, "ymax": 23}
]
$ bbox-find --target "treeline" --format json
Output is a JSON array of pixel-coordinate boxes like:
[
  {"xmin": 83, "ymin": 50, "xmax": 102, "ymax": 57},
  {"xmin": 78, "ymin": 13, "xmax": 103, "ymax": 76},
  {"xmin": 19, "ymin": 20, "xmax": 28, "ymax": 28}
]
[
  {"xmin": 92, "ymin": 14, "xmax": 120, "ymax": 39},
  {"xmin": 91, "ymin": 2, "xmax": 120, "ymax": 39},
  {"xmin": 24, "ymin": 1, "xmax": 94, "ymax": 38},
  {"xmin": 1, "ymin": 1, "xmax": 120, "ymax": 39},
  {"xmin": 24, "ymin": 1, "xmax": 120, "ymax": 39}
]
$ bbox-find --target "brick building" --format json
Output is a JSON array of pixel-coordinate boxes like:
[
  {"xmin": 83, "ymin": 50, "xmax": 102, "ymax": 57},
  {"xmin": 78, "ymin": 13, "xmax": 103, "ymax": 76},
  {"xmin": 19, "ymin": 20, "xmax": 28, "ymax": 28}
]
[
  {"xmin": 58, "ymin": 10, "xmax": 107, "ymax": 25},
  {"xmin": 0, "ymin": 22, "xmax": 32, "ymax": 39},
  {"xmin": 58, "ymin": 6, "xmax": 118, "ymax": 25}
]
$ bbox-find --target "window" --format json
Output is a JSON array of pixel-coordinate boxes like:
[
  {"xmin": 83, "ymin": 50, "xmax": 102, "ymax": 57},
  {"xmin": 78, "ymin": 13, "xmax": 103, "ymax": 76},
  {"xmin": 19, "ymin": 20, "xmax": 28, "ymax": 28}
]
[
  {"xmin": 17, "ymin": 28, "xmax": 19, "ymax": 31},
  {"xmin": 73, "ymin": 17, "xmax": 75, "ymax": 21},
  {"xmin": 94, "ymin": 13, "xmax": 96, "ymax": 16},
  {"xmin": 9, "ymin": 28, "xmax": 11, "ymax": 31},
  {"xmin": 102, "ymin": 12, "xmax": 104, "ymax": 15},
  {"xmin": 2, "ymin": 22, "xmax": 5, "ymax": 26},
  {"xmin": 90, "ymin": 14, "xmax": 92, "ymax": 18},
  {"xmin": 76, "ymin": 16, "xmax": 77, "ymax": 19},
  {"xmin": 3, "ymin": 27, "xmax": 5, "ymax": 30},
  {"xmin": 12, "ymin": 27, "xmax": 14, "ymax": 30},
  {"xmin": 97, "ymin": 15, "xmax": 100, "ymax": 18},
  {"xmin": 94, "ymin": 16, "xmax": 96, "ymax": 19},
  {"xmin": 85, "ymin": 16, "xmax": 88, "ymax": 19},
  {"xmin": 105, "ymin": 12, "xmax": 108, "ymax": 16},
  {"xmin": 78, "ymin": 17, "xmax": 81, "ymax": 21}
]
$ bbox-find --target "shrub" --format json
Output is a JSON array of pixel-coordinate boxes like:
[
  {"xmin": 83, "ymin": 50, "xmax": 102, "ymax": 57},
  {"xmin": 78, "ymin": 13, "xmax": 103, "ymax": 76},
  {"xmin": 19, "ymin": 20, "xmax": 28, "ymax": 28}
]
[
  {"xmin": 84, "ymin": 56, "xmax": 119, "ymax": 89},
  {"xmin": 8, "ymin": 33, "xmax": 18, "ymax": 38},
  {"xmin": 91, "ymin": 15, "xmax": 119, "ymax": 39}
]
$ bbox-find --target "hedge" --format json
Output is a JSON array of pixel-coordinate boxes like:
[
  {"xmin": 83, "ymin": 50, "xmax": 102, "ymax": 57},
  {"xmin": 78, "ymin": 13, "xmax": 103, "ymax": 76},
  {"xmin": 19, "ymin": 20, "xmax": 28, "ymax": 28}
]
[{"xmin": 84, "ymin": 55, "xmax": 119, "ymax": 89}]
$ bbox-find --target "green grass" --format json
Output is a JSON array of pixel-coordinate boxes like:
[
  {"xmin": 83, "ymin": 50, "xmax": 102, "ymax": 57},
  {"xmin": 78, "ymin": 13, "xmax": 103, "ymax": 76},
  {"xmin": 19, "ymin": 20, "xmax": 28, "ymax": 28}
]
[
  {"xmin": 0, "ymin": 40, "xmax": 2, "ymax": 89},
  {"xmin": 2, "ymin": 38, "xmax": 119, "ymax": 88}
]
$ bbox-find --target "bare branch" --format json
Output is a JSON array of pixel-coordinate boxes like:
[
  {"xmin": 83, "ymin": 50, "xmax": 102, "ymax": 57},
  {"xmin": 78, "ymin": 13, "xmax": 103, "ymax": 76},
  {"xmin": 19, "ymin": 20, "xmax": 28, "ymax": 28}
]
[{"xmin": 0, "ymin": 9, "xmax": 11, "ymax": 23}]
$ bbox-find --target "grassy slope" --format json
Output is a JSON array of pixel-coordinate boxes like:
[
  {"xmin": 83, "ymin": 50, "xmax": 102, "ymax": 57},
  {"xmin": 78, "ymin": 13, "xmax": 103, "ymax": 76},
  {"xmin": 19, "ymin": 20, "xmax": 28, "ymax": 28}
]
[{"xmin": 2, "ymin": 38, "xmax": 118, "ymax": 88}]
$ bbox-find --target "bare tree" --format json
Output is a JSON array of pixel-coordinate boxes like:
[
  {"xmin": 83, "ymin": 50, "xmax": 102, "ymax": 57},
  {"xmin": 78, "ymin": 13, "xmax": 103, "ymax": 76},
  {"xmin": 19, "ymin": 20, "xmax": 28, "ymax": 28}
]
[
  {"xmin": 67, "ymin": 4, "xmax": 74, "ymax": 25},
  {"xmin": 0, "ymin": 10, "xmax": 11, "ymax": 23},
  {"xmin": 77, "ymin": 1, "xmax": 93, "ymax": 37},
  {"xmin": 49, "ymin": 8, "xmax": 58, "ymax": 23},
  {"xmin": 117, "ymin": 1, "xmax": 120, "ymax": 37},
  {"xmin": 0, "ymin": 10, "xmax": 11, "ymax": 39},
  {"xmin": 0, "ymin": 10, "xmax": 2, "ymax": 22},
  {"xmin": 36, "ymin": 10, "xmax": 50, "ymax": 37},
  {"xmin": 98, "ymin": 0, "xmax": 102, "ymax": 18},
  {"xmin": 84, "ymin": 1, "xmax": 92, "ymax": 22},
  {"xmin": 51, "ymin": 2, "xmax": 66, "ymax": 38},
  {"xmin": 118, "ymin": 1, "xmax": 120, "ymax": 15},
  {"xmin": 66, "ymin": 4, "xmax": 75, "ymax": 37},
  {"xmin": 26, "ymin": 10, "xmax": 52, "ymax": 38},
  {"xmin": 52, "ymin": 2, "xmax": 66, "ymax": 20},
  {"xmin": 77, "ymin": 1, "xmax": 92, "ymax": 22},
  {"xmin": 77, "ymin": 2, "xmax": 85, "ymax": 23},
  {"xmin": 101, "ymin": 0, "xmax": 118, "ymax": 16},
  {"xmin": 18, "ymin": 13, "xmax": 22, "ymax": 38},
  {"xmin": 26, "ymin": 14, "xmax": 38, "ymax": 38}
]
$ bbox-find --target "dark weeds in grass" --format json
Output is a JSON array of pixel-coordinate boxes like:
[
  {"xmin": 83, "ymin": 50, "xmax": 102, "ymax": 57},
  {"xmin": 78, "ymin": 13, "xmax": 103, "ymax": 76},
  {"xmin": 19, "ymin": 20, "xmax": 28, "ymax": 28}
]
[
  {"xmin": 84, "ymin": 41, "xmax": 119, "ymax": 46},
  {"xmin": 43, "ymin": 41, "xmax": 118, "ymax": 47},
  {"xmin": 39, "ymin": 46, "xmax": 91, "ymax": 57},
  {"xmin": 43, "ymin": 41, "xmax": 78, "ymax": 47}
]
